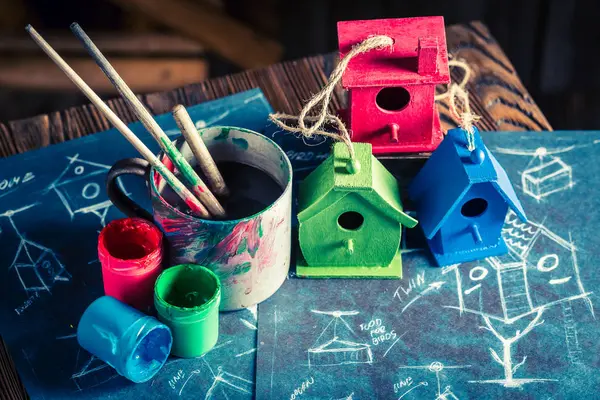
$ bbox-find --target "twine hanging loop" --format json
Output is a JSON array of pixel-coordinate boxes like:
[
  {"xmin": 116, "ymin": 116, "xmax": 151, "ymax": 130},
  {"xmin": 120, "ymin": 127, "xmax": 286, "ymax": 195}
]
[
  {"xmin": 436, "ymin": 58, "xmax": 480, "ymax": 151},
  {"xmin": 269, "ymin": 35, "xmax": 394, "ymax": 173},
  {"xmin": 449, "ymin": 84, "xmax": 481, "ymax": 151}
]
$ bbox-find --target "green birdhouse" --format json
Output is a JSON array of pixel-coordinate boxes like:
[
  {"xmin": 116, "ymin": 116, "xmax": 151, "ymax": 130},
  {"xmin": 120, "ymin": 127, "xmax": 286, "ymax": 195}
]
[{"xmin": 296, "ymin": 142, "xmax": 418, "ymax": 278}]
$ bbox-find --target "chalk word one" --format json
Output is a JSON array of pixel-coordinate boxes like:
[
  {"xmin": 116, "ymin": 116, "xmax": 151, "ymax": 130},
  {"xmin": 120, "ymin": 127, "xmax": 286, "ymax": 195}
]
[{"xmin": 168, "ymin": 369, "xmax": 185, "ymax": 390}]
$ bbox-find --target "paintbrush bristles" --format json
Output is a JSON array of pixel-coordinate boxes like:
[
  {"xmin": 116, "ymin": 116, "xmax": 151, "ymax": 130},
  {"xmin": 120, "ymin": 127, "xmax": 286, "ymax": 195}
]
[
  {"xmin": 173, "ymin": 105, "xmax": 230, "ymax": 198},
  {"xmin": 25, "ymin": 25, "xmax": 211, "ymax": 219},
  {"xmin": 70, "ymin": 23, "xmax": 227, "ymax": 219}
]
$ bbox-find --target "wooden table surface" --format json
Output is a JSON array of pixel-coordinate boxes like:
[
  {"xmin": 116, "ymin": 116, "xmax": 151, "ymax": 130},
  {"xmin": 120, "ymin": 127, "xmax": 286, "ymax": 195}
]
[{"xmin": 0, "ymin": 21, "xmax": 551, "ymax": 399}]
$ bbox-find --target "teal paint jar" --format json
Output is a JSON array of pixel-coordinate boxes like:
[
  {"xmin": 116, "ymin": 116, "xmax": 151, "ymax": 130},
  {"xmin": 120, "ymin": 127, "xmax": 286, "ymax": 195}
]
[
  {"xmin": 77, "ymin": 296, "xmax": 172, "ymax": 383},
  {"xmin": 154, "ymin": 264, "xmax": 221, "ymax": 358}
]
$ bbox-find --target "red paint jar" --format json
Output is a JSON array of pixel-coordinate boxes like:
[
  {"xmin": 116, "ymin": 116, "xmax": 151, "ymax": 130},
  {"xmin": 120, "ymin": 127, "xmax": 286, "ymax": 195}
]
[{"xmin": 98, "ymin": 217, "xmax": 164, "ymax": 312}]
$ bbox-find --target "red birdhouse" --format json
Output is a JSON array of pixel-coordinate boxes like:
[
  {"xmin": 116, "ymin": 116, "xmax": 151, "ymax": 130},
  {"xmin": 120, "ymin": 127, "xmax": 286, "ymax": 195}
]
[{"xmin": 337, "ymin": 17, "xmax": 450, "ymax": 154}]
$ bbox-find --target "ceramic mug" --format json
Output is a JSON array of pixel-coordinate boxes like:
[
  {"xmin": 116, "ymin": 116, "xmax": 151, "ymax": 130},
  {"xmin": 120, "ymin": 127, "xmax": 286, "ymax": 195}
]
[{"xmin": 106, "ymin": 126, "xmax": 293, "ymax": 311}]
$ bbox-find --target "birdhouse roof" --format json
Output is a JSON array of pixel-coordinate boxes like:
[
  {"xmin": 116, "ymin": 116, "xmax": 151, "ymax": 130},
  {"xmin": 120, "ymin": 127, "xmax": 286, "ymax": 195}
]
[
  {"xmin": 337, "ymin": 17, "xmax": 450, "ymax": 88},
  {"xmin": 298, "ymin": 142, "xmax": 418, "ymax": 228},
  {"xmin": 408, "ymin": 127, "xmax": 527, "ymax": 239}
]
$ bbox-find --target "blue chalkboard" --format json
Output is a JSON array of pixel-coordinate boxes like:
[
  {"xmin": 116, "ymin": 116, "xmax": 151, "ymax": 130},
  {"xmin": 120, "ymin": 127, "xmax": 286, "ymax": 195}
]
[
  {"xmin": 0, "ymin": 88, "xmax": 276, "ymax": 399},
  {"xmin": 256, "ymin": 131, "xmax": 600, "ymax": 400}
]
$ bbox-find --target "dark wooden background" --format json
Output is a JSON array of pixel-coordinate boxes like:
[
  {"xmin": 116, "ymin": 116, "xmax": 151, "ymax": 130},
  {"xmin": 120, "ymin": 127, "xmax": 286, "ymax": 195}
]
[
  {"xmin": 0, "ymin": 0, "xmax": 597, "ymax": 130},
  {"xmin": 0, "ymin": 22, "xmax": 552, "ymax": 158}
]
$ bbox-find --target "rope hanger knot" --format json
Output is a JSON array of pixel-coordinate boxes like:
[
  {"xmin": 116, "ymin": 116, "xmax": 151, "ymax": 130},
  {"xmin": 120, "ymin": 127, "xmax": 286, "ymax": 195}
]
[
  {"xmin": 270, "ymin": 35, "xmax": 394, "ymax": 174},
  {"xmin": 435, "ymin": 58, "xmax": 481, "ymax": 151}
]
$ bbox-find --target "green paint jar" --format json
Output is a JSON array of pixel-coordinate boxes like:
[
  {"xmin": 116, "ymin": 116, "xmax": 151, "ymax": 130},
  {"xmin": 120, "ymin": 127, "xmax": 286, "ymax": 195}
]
[{"xmin": 154, "ymin": 264, "xmax": 221, "ymax": 358}]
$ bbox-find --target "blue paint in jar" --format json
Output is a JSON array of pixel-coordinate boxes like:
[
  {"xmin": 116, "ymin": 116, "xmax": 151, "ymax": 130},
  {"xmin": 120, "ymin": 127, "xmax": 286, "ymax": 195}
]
[{"xmin": 77, "ymin": 296, "xmax": 172, "ymax": 383}]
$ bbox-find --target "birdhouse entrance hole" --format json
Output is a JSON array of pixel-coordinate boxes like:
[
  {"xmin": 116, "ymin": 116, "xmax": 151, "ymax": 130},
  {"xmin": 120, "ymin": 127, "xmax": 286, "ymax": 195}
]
[
  {"xmin": 461, "ymin": 198, "xmax": 488, "ymax": 217},
  {"xmin": 338, "ymin": 211, "xmax": 364, "ymax": 231},
  {"xmin": 376, "ymin": 87, "xmax": 410, "ymax": 112}
]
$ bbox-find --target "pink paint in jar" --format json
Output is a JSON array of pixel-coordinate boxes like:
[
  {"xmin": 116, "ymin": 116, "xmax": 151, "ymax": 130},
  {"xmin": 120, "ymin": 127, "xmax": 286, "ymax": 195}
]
[{"xmin": 98, "ymin": 217, "xmax": 164, "ymax": 312}]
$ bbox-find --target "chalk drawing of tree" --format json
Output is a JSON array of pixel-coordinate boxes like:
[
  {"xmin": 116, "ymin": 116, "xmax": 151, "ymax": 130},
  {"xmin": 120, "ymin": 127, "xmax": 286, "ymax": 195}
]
[
  {"xmin": 477, "ymin": 309, "xmax": 549, "ymax": 387},
  {"xmin": 443, "ymin": 213, "xmax": 594, "ymax": 388}
]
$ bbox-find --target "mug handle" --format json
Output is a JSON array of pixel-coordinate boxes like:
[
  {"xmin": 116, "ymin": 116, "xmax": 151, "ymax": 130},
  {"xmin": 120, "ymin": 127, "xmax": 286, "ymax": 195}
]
[{"xmin": 106, "ymin": 158, "xmax": 154, "ymax": 222}]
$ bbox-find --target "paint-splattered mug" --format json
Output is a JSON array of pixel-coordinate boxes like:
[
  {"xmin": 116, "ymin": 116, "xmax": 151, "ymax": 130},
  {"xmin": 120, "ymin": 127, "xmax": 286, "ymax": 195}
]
[{"xmin": 107, "ymin": 126, "xmax": 293, "ymax": 311}]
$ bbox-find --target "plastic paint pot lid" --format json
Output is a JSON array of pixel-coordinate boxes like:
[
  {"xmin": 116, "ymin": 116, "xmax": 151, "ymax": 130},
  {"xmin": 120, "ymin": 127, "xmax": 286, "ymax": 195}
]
[{"xmin": 154, "ymin": 264, "xmax": 221, "ymax": 324}]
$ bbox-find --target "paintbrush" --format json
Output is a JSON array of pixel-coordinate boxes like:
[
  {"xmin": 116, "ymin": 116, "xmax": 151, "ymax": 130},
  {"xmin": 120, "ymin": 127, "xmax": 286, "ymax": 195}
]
[
  {"xmin": 172, "ymin": 104, "xmax": 230, "ymax": 197},
  {"xmin": 25, "ymin": 25, "xmax": 211, "ymax": 219},
  {"xmin": 70, "ymin": 23, "xmax": 226, "ymax": 219}
]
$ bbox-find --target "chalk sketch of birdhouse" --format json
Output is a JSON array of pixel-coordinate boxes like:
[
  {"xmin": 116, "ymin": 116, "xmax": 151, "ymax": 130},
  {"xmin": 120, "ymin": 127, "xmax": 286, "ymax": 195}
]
[
  {"xmin": 457, "ymin": 255, "xmax": 532, "ymax": 322},
  {"xmin": 71, "ymin": 354, "xmax": 115, "ymax": 391},
  {"xmin": 408, "ymin": 126, "xmax": 527, "ymax": 266},
  {"xmin": 442, "ymin": 212, "xmax": 592, "ymax": 387},
  {"xmin": 450, "ymin": 217, "xmax": 590, "ymax": 324},
  {"xmin": 2, "ymin": 204, "xmax": 71, "ymax": 296},
  {"xmin": 296, "ymin": 142, "xmax": 418, "ymax": 278},
  {"xmin": 307, "ymin": 310, "xmax": 373, "ymax": 367},
  {"xmin": 503, "ymin": 211, "xmax": 590, "ymax": 311},
  {"xmin": 521, "ymin": 147, "xmax": 573, "ymax": 201},
  {"xmin": 337, "ymin": 16, "xmax": 450, "ymax": 154},
  {"xmin": 47, "ymin": 154, "xmax": 127, "ymax": 226}
]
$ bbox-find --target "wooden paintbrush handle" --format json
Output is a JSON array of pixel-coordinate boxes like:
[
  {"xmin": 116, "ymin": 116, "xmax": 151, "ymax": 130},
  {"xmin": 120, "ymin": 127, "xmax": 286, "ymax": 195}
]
[
  {"xmin": 25, "ymin": 25, "xmax": 211, "ymax": 219},
  {"xmin": 70, "ymin": 23, "xmax": 226, "ymax": 219},
  {"xmin": 173, "ymin": 104, "xmax": 230, "ymax": 197}
]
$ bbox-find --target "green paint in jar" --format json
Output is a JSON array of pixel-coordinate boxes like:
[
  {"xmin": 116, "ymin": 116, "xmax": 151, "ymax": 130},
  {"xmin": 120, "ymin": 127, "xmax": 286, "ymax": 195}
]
[{"xmin": 154, "ymin": 264, "xmax": 221, "ymax": 358}]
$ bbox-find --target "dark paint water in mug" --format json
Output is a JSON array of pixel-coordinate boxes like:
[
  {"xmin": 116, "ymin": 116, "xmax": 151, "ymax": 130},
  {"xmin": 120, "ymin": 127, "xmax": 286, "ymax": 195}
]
[{"xmin": 170, "ymin": 161, "xmax": 284, "ymax": 220}]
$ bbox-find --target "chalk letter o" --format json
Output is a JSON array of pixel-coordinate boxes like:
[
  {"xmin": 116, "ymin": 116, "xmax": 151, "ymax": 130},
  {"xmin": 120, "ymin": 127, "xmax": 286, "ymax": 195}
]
[
  {"xmin": 469, "ymin": 266, "xmax": 488, "ymax": 281},
  {"xmin": 537, "ymin": 254, "xmax": 559, "ymax": 272},
  {"xmin": 82, "ymin": 182, "xmax": 100, "ymax": 199}
]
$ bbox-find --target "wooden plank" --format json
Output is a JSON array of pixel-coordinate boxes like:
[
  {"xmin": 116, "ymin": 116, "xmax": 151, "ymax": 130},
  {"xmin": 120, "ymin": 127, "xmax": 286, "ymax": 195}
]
[
  {"xmin": 0, "ymin": 57, "xmax": 208, "ymax": 93},
  {"xmin": 0, "ymin": 338, "xmax": 25, "ymax": 400},
  {"xmin": 0, "ymin": 32, "xmax": 204, "ymax": 56},
  {"xmin": 248, "ymin": 62, "xmax": 299, "ymax": 113},
  {"xmin": 182, "ymin": 82, "xmax": 216, "ymax": 105},
  {"xmin": 8, "ymin": 115, "xmax": 51, "ymax": 154},
  {"xmin": 107, "ymin": 97, "xmax": 139, "ymax": 125},
  {"xmin": 144, "ymin": 87, "xmax": 189, "ymax": 115},
  {"xmin": 48, "ymin": 111, "xmax": 66, "ymax": 144},
  {"xmin": 0, "ymin": 122, "xmax": 17, "ymax": 158},
  {"xmin": 108, "ymin": 0, "xmax": 282, "ymax": 69},
  {"xmin": 443, "ymin": 21, "xmax": 552, "ymax": 132}
]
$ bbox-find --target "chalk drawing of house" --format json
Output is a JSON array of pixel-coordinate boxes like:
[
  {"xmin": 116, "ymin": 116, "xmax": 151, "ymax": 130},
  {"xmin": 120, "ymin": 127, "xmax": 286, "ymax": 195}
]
[
  {"xmin": 308, "ymin": 310, "xmax": 373, "ymax": 367},
  {"xmin": 521, "ymin": 148, "xmax": 573, "ymax": 201}
]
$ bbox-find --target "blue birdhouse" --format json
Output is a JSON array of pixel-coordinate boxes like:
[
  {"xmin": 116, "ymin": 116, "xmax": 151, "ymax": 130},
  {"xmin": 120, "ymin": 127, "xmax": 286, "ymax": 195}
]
[{"xmin": 408, "ymin": 126, "xmax": 527, "ymax": 266}]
